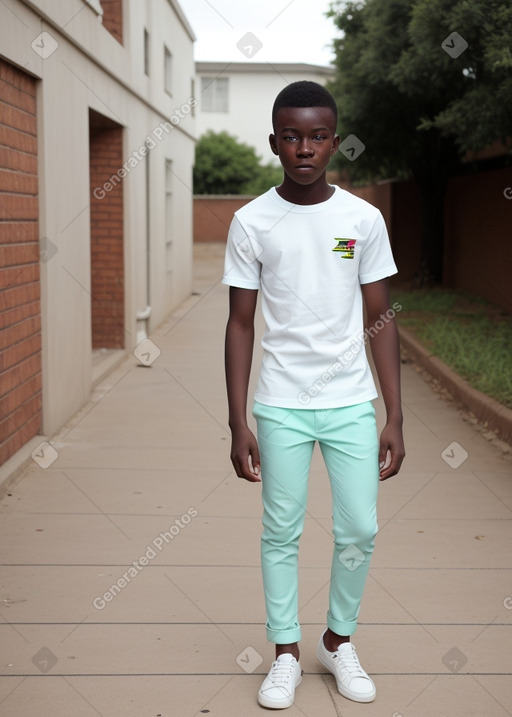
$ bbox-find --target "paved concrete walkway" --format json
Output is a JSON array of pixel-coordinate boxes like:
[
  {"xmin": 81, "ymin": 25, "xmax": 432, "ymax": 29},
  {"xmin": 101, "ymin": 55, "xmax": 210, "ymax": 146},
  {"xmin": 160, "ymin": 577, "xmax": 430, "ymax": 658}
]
[{"xmin": 1, "ymin": 243, "xmax": 511, "ymax": 716}]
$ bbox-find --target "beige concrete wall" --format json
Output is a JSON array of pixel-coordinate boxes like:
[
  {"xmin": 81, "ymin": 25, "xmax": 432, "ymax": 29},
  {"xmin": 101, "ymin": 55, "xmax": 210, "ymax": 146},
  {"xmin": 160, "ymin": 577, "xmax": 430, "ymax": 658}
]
[{"xmin": 1, "ymin": 0, "xmax": 196, "ymax": 438}]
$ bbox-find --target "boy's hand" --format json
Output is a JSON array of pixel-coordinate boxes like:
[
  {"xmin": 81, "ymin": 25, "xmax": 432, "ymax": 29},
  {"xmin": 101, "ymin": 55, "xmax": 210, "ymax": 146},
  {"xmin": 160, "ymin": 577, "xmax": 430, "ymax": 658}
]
[
  {"xmin": 230, "ymin": 426, "xmax": 261, "ymax": 483},
  {"xmin": 378, "ymin": 420, "xmax": 405, "ymax": 481}
]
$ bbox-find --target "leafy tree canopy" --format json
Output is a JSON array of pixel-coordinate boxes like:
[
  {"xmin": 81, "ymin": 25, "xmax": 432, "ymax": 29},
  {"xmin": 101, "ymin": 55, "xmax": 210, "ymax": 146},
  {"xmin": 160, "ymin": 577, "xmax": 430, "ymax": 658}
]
[
  {"xmin": 193, "ymin": 130, "xmax": 282, "ymax": 195},
  {"xmin": 327, "ymin": 0, "xmax": 512, "ymax": 183},
  {"xmin": 326, "ymin": 0, "xmax": 512, "ymax": 281}
]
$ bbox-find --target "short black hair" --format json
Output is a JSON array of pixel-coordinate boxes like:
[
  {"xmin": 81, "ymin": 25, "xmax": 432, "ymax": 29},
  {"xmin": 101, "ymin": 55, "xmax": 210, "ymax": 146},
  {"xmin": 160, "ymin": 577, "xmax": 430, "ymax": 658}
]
[{"xmin": 272, "ymin": 81, "xmax": 338, "ymax": 130}]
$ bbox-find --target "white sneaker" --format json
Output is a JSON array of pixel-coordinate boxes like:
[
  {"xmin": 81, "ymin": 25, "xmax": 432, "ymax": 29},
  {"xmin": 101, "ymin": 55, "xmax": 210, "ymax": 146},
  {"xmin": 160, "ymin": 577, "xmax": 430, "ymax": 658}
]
[
  {"xmin": 316, "ymin": 634, "xmax": 376, "ymax": 703},
  {"xmin": 257, "ymin": 653, "xmax": 302, "ymax": 709}
]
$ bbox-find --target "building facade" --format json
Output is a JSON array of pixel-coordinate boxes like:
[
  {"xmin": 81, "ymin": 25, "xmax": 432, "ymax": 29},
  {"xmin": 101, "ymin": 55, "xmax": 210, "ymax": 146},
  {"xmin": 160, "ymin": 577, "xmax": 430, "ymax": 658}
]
[
  {"xmin": 0, "ymin": 0, "xmax": 196, "ymax": 467},
  {"xmin": 195, "ymin": 61, "xmax": 335, "ymax": 165}
]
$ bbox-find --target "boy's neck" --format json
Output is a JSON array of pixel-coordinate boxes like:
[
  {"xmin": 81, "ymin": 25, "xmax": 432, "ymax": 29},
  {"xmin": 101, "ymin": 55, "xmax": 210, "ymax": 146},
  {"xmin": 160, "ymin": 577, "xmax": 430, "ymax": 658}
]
[{"xmin": 276, "ymin": 174, "xmax": 335, "ymax": 205}]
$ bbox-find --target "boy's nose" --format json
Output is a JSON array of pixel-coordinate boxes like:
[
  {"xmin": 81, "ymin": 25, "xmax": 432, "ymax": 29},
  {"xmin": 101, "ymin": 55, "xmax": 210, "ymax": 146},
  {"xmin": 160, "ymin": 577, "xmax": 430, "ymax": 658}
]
[{"xmin": 297, "ymin": 141, "xmax": 313, "ymax": 156}]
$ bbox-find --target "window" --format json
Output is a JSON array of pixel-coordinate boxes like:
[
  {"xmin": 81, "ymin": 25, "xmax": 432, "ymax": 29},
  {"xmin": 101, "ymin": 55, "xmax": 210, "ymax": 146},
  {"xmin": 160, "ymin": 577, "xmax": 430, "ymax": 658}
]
[
  {"xmin": 164, "ymin": 46, "xmax": 172, "ymax": 95},
  {"xmin": 144, "ymin": 28, "xmax": 150, "ymax": 75},
  {"xmin": 201, "ymin": 77, "xmax": 229, "ymax": 113}
]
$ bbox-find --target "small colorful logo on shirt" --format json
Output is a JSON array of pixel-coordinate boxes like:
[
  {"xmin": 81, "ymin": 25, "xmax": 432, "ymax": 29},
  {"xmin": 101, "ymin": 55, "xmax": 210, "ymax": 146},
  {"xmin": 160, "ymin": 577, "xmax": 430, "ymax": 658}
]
[{"xmin": 333, "ymin": 238, "xmax": 356, "ymax": 259}]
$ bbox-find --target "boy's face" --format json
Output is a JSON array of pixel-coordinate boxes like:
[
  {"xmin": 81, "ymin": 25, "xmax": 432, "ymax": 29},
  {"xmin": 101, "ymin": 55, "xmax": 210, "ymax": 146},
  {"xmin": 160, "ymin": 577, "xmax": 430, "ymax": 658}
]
[{"xmin": 269, "ymin": 106, "xmax": 340, "ymax": 187}]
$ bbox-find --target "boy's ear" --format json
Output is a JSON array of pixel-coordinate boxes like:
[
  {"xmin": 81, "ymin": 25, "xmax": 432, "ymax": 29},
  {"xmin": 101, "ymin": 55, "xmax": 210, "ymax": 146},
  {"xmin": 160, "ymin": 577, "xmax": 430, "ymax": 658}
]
[
  {"xmin": 269, "ymin": 133, "xmax": 279, "ymax": 155},
  {"xmin": 331, "ymin": 134, "xmax": 341, "ymax": 155}
]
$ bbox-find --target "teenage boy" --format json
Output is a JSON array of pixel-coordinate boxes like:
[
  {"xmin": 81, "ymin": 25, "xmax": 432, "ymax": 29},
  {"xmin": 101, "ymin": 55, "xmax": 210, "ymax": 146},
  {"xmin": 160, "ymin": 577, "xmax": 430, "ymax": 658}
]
[{"xmin": 223, "ymin": 81, "xmax": 405, "ymax": 709}]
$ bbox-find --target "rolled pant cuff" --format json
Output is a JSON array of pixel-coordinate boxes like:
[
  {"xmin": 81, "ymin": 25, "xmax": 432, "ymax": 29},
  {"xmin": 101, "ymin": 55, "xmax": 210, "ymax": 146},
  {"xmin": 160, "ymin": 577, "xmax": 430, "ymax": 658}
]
[
  {"xmin": 266, "ymin": 625, "xmax": 302, "ymax": 644},
  {"xmin": 326, "ymin": 613, "xmax": 357, "ymax": 637}
]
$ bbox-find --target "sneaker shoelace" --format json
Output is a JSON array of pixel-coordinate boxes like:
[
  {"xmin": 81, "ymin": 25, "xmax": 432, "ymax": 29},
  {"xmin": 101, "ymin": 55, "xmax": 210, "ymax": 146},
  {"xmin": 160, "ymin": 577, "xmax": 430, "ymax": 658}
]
[
  {"xmin": 269, "ymin": 660, "xmax": 295, "ymax": 687},
  {"xmin": 335, "ymin": 645, "xmax": 365, "ymax": 676}
]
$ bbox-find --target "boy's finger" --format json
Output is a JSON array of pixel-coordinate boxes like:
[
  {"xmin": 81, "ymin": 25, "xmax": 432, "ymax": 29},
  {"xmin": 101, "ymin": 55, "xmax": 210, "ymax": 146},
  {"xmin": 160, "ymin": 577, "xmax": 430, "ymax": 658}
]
[
  {"xmin": 243, "ymin": 465, "xmax": 261, "ymax": 482},
  {"xmin": 251, "ymin": 447, "xmax": 261, "ymax": 473},
  {"xmin": 378, "ymin": 448, "xmax": 391, "ymax": 471},
  {"xmin": 380, "ymin": 449, "xmax": 404, "ymax": 480},
  {"xmin": 234, "ymin": 453, "xmax": 261, "ymax": 483},
  {"xmin": 378, "ymin": 445, "xmax": 387, "ymax": 465},
  {"xmin": 247, "ymin": 454, "xmax": 261, "ymax": 482}
]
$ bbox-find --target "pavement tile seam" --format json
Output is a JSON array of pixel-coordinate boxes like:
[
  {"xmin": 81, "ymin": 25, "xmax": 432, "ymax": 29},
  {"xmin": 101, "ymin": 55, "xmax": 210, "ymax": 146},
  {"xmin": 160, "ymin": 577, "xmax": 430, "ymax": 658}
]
[
  {"xmin": 1, "ymin": 620, "xmax": 509, "ymax": 624},
  {"xmin": 16, "ymin": 668, "xmax": 483, "ymax": 681},
  {"xmin": 2, "ymin": 511, "xmax": 512, "ymax": 520},
  {"xmin": 2, "ymin": 564, "xmax": 511, "ymax": 572}
]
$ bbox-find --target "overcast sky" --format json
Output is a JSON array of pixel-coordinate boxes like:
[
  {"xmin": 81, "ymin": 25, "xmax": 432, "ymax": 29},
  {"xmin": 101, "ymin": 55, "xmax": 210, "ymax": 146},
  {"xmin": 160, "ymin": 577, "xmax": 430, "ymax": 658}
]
[{"xmin": 181, "ymin": 0, "xmax": 338, "ymax": 67}]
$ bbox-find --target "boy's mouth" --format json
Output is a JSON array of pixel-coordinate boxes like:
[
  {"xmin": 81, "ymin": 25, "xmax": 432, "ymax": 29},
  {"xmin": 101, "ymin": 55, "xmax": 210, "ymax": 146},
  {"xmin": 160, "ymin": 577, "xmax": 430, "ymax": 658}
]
[{"xmin": 295, "ymin": 164, "xmax": 315, "ymax": 169}]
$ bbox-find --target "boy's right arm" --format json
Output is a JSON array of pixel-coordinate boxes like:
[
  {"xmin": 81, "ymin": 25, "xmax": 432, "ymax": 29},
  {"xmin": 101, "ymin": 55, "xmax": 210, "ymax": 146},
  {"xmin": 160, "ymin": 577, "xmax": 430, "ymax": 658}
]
[{"xmin": 225, "ymin": 286, "xmax": 261, "ymax": 483}]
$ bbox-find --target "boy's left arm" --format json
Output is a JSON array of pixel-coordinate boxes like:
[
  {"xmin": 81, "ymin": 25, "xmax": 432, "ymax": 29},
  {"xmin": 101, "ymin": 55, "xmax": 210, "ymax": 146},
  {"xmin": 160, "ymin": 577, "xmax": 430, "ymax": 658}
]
[{"xmin": 361, "ymin": 278, "xmax": 405, "ymax": 480}]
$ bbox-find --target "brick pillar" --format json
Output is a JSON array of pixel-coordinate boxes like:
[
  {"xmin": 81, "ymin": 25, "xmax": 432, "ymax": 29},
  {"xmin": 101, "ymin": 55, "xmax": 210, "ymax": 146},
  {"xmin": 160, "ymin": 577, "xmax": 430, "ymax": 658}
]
[
  {"xmin": 0, "ymin": 59, "xmax": 42, "ymax": 465},
  {"xmin": 101, "ymin": 0, "xmax": 123, "ymax": 44},
  {"xmin": 89, "ymin": 120, "xmax": 124, "ymax": 349}
]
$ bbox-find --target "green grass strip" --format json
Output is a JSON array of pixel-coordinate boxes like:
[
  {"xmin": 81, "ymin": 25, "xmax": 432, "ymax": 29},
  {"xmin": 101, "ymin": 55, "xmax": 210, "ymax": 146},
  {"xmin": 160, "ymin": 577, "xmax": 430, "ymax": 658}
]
[{"xmin": 392, "ymin": 289, "xmax": 512, "ymax": 409}]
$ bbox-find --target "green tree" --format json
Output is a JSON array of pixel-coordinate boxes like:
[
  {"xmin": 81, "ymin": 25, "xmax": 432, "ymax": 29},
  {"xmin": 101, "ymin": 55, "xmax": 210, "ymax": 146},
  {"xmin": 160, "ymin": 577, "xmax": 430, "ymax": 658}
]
[
  {"xmin": 327, "ymin": 0, "xmax": 512, "ymax": 282},
  {"xmin": 193, "ymin": 130, "xmax": 282, "ymax": 195},
  {"xmin": 244, "ymin": 162, "xmax": 283, "ymax": 195}
]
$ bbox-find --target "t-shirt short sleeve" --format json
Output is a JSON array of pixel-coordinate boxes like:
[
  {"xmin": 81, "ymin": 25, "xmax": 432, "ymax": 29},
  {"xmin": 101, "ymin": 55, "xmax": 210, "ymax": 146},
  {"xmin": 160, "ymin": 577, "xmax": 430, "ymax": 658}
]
[
  {"xmin": 358, "ymin": 211, "xmax": 398, "ymax": 285},
  {"xmin": 222, "ymin": 215, "xmax": 261, "ymax": 290}
]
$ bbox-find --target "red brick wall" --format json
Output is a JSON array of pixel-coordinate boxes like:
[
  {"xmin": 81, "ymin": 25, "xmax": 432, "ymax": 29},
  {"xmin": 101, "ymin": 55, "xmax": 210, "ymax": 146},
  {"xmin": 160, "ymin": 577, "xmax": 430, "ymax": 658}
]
[
  {"xmin": 0, "ymin": 59, "xmax": 42, "ymax": 465},
  {"xmin": 444, "ymin": 166, "xmax": 512, "ymax": 313},
  {"xmin": 89, "ymin": 124, "xmax": 124, "ymax": 349},
  {"xmin": 335, "ymin": 170, "xmax": 511, "ymax": 311},
  {"xmin": 101, "ymin": 0, "xmax": 123, "ymax": 44},
  {"xmin": 193, "ymin": 185, "xmax": 393, "ymax": 244},
  {"xmin": 194, "ymin": 196, "xmax": 255, "ymax": 242}
]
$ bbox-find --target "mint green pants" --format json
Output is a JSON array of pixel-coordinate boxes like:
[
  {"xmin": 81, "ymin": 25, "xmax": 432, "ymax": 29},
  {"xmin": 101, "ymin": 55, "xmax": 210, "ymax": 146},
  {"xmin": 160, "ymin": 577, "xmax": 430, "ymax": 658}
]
[{"xmin": 252, "ymin": 400, "xmax": 379, "ymax": 644}]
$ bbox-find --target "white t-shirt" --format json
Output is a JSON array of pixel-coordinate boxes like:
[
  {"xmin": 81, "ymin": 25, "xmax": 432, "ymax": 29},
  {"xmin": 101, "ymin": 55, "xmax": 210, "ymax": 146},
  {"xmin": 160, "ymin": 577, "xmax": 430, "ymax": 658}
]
[{"xmin": 222, "ymin": 185, "xmax": 398, "ymax": 409}]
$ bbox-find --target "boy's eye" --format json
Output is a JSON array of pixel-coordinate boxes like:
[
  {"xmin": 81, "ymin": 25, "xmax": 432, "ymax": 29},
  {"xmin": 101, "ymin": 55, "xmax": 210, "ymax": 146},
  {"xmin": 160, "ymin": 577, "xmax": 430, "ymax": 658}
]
[{"xmin": 284, "ymin": 135, "xmax": 298, "ymax": 141}]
